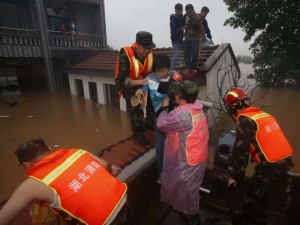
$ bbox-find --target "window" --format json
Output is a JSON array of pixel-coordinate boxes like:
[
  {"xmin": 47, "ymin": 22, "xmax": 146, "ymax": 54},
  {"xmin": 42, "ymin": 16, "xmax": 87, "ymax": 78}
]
[{"xmin": 0, "ymin": 1, "xmax": 19, "ymax": 28}]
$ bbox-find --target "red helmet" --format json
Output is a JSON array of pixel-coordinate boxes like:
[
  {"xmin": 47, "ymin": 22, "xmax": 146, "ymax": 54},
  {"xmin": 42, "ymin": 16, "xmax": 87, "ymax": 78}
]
[{"xmin": 224, "ymin": 88, "xmax": 249, "ymax": 106}]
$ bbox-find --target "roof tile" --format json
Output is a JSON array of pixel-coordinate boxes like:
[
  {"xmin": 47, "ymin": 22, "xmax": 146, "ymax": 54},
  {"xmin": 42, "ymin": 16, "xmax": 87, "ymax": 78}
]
[
  {"xmin": 97, "ymin": 130, "xmax": 155, "ymax": 170},
  {"xmin": 71, "ymin": 45, "xmax": 219, "ymax": 71}
]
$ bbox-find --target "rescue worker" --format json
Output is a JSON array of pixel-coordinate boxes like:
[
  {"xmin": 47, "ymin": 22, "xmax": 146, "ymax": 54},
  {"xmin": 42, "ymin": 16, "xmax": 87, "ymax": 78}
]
[
  {"xmin": 224, "ymin": 87, "xmax": 294, "ymax": 225},
  {"xmin": 115, "ymin": 31, "xmax": 156, "ymax": 145},
  {"xmin": 0, "ymin": 139, "xmax": 128, "ymax": 225}
]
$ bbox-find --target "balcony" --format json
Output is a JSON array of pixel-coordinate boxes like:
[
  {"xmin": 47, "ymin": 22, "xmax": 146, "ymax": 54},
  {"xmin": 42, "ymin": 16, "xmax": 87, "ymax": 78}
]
[
  {"xmin": 0, "ymin": 27, "xmax": 104, "ymax": 58},
  {"xmin": 49, "ymin": 31, "xmax": 103, "ymax": 50},
  {"xmin": 0, "ymin": 27, "xmax": 42, "ymax": 57}
]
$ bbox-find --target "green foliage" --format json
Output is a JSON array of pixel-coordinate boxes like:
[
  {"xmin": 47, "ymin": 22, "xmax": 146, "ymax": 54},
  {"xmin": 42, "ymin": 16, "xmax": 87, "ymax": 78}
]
[{"xmin": 224, "ymin": 0, "xmax": 300, "ymax": 88}]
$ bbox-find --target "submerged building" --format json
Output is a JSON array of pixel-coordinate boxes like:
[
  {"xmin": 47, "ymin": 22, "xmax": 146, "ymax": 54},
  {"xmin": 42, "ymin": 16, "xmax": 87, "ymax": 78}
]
[{"xmin": 0, "ymin": 0, "xmax": 107, "ymax": 93}]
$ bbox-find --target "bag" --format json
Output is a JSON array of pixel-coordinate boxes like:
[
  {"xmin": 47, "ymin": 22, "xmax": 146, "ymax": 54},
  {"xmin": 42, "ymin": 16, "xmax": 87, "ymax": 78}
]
[{"xmin": 179, "ymin": 69, "xmax": 198, "ymax": 81}]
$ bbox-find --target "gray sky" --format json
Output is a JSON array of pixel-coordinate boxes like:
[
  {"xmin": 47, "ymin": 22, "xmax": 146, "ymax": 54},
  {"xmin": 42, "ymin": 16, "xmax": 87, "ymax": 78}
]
[{"xmin": 104, "ymin": 0, "xmax": 253, "ymax": 56}]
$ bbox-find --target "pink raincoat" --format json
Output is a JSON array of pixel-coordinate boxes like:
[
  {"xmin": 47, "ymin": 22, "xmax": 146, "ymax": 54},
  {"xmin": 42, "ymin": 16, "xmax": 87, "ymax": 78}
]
[{"xmin": 157, "ymin": 100, "xmax": 209, "ymax": 215}]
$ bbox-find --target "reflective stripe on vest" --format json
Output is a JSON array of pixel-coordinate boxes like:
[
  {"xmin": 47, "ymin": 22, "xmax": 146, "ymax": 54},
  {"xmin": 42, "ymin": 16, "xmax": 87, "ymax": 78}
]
[
  {"xmin": 42, "ymin": 150, "xmax": 85, "ymax": 185},
  {"xmin": 28, "ymin": 148, "xmax": 127, "ymax": 225},
  {"xmin": 115, "ymin": 43, "xmax": 154, "ymax": 80},
  {"xmin": 237, "ymin": 107, "xmax": 293, "ymax": 163}
]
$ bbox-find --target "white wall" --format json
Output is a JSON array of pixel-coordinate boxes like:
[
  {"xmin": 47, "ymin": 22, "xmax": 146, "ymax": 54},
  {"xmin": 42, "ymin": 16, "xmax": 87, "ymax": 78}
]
[
  {"xmin": 68, "ymin": 73, "xmax": 127, "ymax": 111},
  {"xmin": 205, "ymin": 48, "xmax": 240, "ymax": 126}
]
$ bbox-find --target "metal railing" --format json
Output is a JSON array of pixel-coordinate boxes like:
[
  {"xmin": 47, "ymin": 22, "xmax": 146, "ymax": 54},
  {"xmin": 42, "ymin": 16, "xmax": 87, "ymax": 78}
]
[{"xmin": 0, "ymin": 27, "xmax": 103, "ymax": 49}]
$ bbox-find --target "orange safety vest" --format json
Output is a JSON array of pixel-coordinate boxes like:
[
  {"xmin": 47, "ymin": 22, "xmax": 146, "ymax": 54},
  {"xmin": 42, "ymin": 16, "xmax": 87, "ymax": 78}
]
[
  {"xmin": 186, "ymin": 110, "xmax": 209, "ymax": 166},
  {"xmin": 28, "ymin": 148, "xmax": 127, "ymax": 225},
  {"xmin": 115, "ymin": 43, "xmax": 154, "ymax": 80},
  {"xmin": 237, "ymin": 107, "xmax": 293, "ymax": 163}
]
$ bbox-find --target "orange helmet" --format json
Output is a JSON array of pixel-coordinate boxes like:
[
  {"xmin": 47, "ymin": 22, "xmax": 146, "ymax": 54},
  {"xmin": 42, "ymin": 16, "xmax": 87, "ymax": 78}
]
[{"xmin": 224, "ymin": 88, "xmax": 249, "ymax": 107}]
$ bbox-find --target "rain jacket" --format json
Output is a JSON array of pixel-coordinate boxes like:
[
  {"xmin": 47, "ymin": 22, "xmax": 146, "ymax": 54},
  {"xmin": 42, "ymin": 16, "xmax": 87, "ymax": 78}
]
[{"xmin": 157, "ymin": 100, "xmax": 209, "ymax": 214}]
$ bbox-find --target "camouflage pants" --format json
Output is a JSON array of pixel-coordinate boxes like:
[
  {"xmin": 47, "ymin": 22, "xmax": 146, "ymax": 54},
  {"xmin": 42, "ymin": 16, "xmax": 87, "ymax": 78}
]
[
  {"xmin": 124, "ymin": 88, "xmax": 154, "ymax": 133},
  {"xmin": 240, "ymin": 163, "xmax": 288, "ymax": 224}
]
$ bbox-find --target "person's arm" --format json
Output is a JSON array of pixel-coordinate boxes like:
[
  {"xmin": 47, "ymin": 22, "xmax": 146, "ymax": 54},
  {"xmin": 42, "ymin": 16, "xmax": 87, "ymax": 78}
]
[
  {"xmin": 194, "ymin": 15, "xmax": 207, "ymax": 42},
  {"xmin": 115, "ymin": 51, "xmax": 130, "ymax": 88},
  {"xmin": 0, "ymin": 178, "xmax": 52, "ymax": 225},
  {"xmin": 89, "ymin": 153, "xmax": 121, "ymax": 177},
  {"xmin": 157, "ymin": 98, "xmax": 192, "ymax": 133},
  {"xmin": 229, "ymin": 116, "xmax": 256, "ymax": 184},
  {"xmin": 203, "ymin": 19, "xmax": 212, "ymax": 40}
]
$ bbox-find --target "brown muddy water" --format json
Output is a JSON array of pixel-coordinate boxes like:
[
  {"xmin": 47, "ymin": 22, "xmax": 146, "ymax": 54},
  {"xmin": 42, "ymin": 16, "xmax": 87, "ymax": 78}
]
[
  {"xmin": 1, "ymin": 87, "xmax": 300, "ymax": 203},
  {"xmin": 0, "ymin": 90, "xmax": 131, "ymax": 202}
]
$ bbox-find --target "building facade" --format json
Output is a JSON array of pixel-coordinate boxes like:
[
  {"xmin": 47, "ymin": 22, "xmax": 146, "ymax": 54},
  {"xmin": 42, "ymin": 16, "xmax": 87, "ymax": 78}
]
[{"xmin": 0, "ymin": 0, "xmax": 107, "ymax": 93}]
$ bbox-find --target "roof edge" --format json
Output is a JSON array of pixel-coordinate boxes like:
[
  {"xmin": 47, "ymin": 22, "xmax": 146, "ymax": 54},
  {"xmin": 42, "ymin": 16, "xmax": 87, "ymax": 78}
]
[{"xmin": 199, "ymin": 43, "xmax": 241, "ymax": 76}]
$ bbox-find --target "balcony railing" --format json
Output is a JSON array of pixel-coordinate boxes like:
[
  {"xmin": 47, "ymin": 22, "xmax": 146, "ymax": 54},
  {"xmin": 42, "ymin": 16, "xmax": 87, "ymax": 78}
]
[
  {"xmin": 0, "ymin": 27, "xmax": 41, "ymax": 46},
  {"xmin": 48, "ymin": 31, "xmax": 103, "ymax": 49},
  {"xmin": 0, "ymin": 27, "xmax": 103, "ymax": 50}
]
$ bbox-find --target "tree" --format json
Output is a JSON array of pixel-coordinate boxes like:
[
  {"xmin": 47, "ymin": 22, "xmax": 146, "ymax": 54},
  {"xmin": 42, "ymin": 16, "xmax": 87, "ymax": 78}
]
[{"xmin": 224, "ymin": 0, "xmax": 300, "ymax": 87}]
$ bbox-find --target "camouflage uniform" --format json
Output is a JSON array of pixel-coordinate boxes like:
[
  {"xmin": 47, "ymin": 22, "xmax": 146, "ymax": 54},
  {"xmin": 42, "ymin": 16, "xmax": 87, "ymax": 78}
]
[
  {"xmin": 231, "ymin": 115, "xmax": 294, "ymax": 224},
  {"xmin": 115, "ymin": 50, "xmax": 155, "ymax": 134}
]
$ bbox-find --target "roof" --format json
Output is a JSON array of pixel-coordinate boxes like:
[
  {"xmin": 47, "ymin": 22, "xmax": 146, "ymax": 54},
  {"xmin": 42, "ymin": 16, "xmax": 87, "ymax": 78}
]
[
  {"xmin": 68, "ymin": 44, "xmax": 239, "ymax": 76},
  {"xmin": 98, "ymin": 130, "xmax": 154, "ymax": 168},
  {"xmin": 98, "ymin": 129, "xmax": 155, "ymax": 182}
]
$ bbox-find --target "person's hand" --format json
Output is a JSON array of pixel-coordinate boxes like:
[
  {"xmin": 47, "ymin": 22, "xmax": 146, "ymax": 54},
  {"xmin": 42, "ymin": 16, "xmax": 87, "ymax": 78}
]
[
  {"xmin": 181, "ymin": 25, "xmax": 188, "ymax": 30},
  {"xmin": 227, "ymin": 177, "xmax": 237, "ymax": 189},
  {"xmin": 140, "ymin": 79, "xmax": 148, "ymax": 86},
  {"xmin": 162, "ymin": 96, "xmax": 169, "ymax": 108},
  {"xmin": 135, "ymin": 89, "xmax": 143, "ymax": 96},
  {"xmin": 111, "ymin": 165, "xmax": 121, "ymax": 176}
]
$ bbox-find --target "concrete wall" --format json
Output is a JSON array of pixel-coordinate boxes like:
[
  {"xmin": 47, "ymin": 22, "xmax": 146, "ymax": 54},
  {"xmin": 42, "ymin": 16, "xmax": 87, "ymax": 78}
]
[{"xmin": 204, "ymin": 48, "xmax": 240, "ymax": 127}]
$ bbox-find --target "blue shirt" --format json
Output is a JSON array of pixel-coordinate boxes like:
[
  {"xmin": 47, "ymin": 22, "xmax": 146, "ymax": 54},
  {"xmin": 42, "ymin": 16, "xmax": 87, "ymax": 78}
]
[{"xmin": 143, "ymin": 72, "xmax": 169, "ymax": 114}]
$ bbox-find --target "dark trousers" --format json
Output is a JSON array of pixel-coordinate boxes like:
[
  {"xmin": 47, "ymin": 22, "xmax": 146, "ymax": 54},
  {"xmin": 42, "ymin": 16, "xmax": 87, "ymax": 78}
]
[
  {"xmin": 183, "ymin": 40, "xmax": 200, "ymax": 70},
  {"xmin": 155, "ymin": 116, "xmax": 165, "ymax": 175},
  {"xmin": 239, "ymin": 162, "xmax": 289, "ymax": 224}
]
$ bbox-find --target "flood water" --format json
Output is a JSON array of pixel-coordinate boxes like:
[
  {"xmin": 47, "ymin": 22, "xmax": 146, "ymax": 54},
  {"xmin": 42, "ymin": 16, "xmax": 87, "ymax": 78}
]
[
  {"xmin": 0, "ymin": 90, "xmax": 131, "ymax": 202},
  {"xmin": 1, "ymin": 84, "xmax": 300, "ymax": 203}
]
